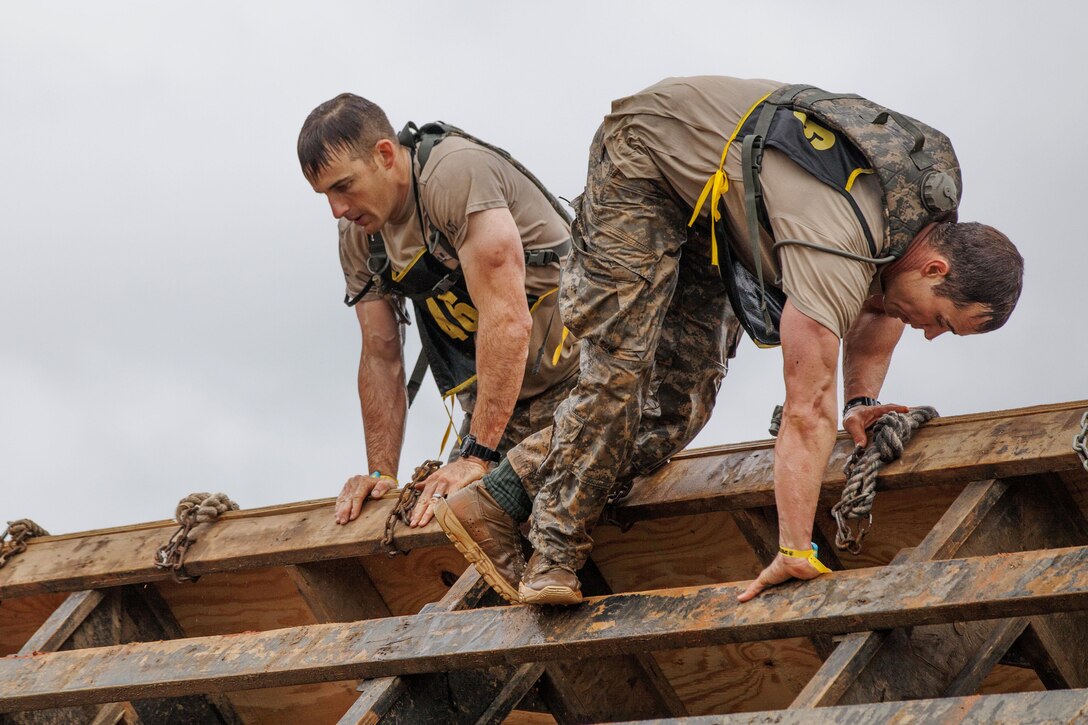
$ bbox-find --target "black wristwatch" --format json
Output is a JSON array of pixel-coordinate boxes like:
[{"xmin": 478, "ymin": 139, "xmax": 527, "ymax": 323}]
[
  {"xmin": 459, "ymin": 434, "xmax": 501, "ymax": 463},
  {"xmin": 843, "ymin": 396, "xmax": 880, "ymax": 417}
]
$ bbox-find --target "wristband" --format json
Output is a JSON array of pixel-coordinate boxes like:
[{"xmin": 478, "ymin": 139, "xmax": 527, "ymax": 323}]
[
  {"xmin": 778, "ymin": 542, "xmax": 832, "ymax": 574},
  {"xmin": 369, "ymin": 471, "xmax": 398, "ymax": 486},
  {"xmin": 843, "ymin": 396, "xmax": 879, "ymax": 417}
]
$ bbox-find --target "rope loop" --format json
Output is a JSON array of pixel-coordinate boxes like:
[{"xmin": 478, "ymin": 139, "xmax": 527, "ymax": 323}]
[
  {"xmin": 154, "ymin": 492, "xmax": 239, "ymax": 583},
  {"xmin": 0, "ymin": 518, "xmax": 50, "ymax": 569},
  {"xmin": 832, "ymin": 406, "xmax": 938, "ymax": 554}
]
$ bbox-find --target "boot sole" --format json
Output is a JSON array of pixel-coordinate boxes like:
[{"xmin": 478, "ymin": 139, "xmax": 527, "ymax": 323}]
[
  {"xmin": 433, "ymin": 497, "xmax": 522, "ymax": 605},
  {"xmin": 519, "ymin": 583, "xmax": 583, "ymax": 606}
]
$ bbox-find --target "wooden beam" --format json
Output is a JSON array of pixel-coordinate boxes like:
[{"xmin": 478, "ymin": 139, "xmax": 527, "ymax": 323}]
[
  {"xmin": 8, "ymin": 586, "xmax": 242, "ymax": 725},
  {"xmin": 792, "ymin": 474, "xmax": 1088, "ymax": 707},
  {"xmin": 729, "ymin": 506, "xmax": 843, "ymax": 659},
  {"xmin": 337, "ymin": 567, "xmax": 501, "ymax": 725},
  {"xmin": 535, "ymin": 557, "xmax": 686, "ymax": 723},
  {"xmin": 3, "ymin": 544, "xmax": 1088, "ymax": 712},
  {"xmin": 17, "ymin": 589, "xmax": 105, "ymax": 654},
  {"xmin": 8, "ymin": 590, "xmax": 121, "ymax": 725},
  {"xmin": 472, "ymin": 663, "xmax": 546, "ymax": 725},
  {"xmin": 790, "ymin": 478, "xmax": 1012, "ymax": 707},
  {"xmin": 616, "ymin": 400, "xmax": 1087, "ymax": 524},
  {"xmin": 288, "ymin": 559, "xmax": 393, "ymax": 622},
  {"xmin": 1012, "ymin": 616, "xmax": 1088, "ymax": 690},
  {"xmin": 627, "ymin": 688, "xmax": 1088, "ymax": 724},
  {"xmin": 2, "ymin": 401, "xmax": 1083, "ymax": 601}
]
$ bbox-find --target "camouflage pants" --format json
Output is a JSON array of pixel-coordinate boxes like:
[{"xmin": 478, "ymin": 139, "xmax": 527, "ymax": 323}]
[
  {"xmin": 454, "ymin": 372, "xmax": 578, "ymax": 462},
  {"xmin": 505, "ymin": 125, "xmax": 741, "ymax": 570}
]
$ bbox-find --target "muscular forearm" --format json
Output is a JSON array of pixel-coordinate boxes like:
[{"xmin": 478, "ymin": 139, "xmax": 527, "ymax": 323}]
[
  {"xmin": 359, "ymin": 349, "xmax": 407, "ymax": 476},
  {"xmin": 842, "ymin": 308, "xmax": 904, "ymax": 401},
  {"xmin": 774, "ymin": 401, "xmax": 838, "ymax": 548},
  {"xmin": 470, "ymin": 307, "xmax": 531, "ymax": 449},
  {"xmin": 776, "ymin": 300, "xmax": 840, "ymax": 548},
  {"xmin": 354, "ymin": 299, "xmax": 408, "ymax": 477}
]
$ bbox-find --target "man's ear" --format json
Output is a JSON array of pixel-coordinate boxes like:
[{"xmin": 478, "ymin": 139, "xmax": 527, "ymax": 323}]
[
  {"xmin": 374, "ymin": 139, "xmax": 397, "ymax": 170},
  {"xmin": 923, "ymin": 256, "xmax": 950, "ymax": 279}
]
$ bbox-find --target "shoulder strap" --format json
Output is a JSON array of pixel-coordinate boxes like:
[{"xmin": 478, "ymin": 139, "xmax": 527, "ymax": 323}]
[{"xmin": 344, "ymin": 233, "xmax": 393, "ymax": 307}]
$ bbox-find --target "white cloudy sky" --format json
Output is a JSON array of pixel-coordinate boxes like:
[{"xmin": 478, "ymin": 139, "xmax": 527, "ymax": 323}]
[{"xmin": 2, "ymin": 2, "xmax": 1084, "ymax": 535}]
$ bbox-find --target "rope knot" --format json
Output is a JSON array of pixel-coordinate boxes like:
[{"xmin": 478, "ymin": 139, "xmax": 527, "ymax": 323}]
[
  {"xmin": 832, "ymin": 406, "xmax": 938, "ymax": 554},
  {"xmin": 0, "ymin": 518, "xmax": 50, "ymax": 569},
  {"xmin": 154, "ymin": 492, "xmax": 239, "ymax": 582}
]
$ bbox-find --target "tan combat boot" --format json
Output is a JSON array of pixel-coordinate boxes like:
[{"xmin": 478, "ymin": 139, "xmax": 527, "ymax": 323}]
[
  {"xmin": 519, "ymin": 550, "xmax": 582, "ymax": 605},
  {"xmin": 433, "ymin": 482, "xmax": 525, "ymax": 604}
]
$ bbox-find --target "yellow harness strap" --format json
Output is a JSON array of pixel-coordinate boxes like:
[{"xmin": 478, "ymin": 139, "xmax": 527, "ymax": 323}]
[
  {"xmin": 779, "ymin": 542, "xmax": 832, "ymax": 574},
  {"xmin": 688, "ymin": 91, "xmax": 774, "ymax": 267}
]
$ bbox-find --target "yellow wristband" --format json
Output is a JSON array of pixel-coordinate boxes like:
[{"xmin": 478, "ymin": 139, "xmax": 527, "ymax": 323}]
[
  {"xmin": 779, "ymin": 542, "xmax": 832, "ymax": 574},
  {"xmin": 370, "ymin": 471, "xmax": 398, "ymax": 486}
]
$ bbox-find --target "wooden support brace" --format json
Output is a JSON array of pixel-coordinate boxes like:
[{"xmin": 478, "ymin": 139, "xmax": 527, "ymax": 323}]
[
  {"xmin": 288, "ymin": 558, "xmax": 393, "ymax": 622},
  {"xmin": 729, "ymin": 506, "xmax": 843, "ymax": 659},
  {"xmin": 792, "ymin": 474, "xmax": 1088, "ymax": 707},
  {"xmin": 535, "ymin": 557, "xmax": 686, "ymax": 724},
  {"xmin": 4, "ymin": 544, "xmax": 1088, "ymax": 712}
]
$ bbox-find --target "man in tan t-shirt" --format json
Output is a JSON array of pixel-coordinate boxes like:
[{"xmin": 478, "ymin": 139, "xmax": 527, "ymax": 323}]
[
  {"xmin": 437, "ymin": 76, "xmax": 1024, "ymax": 605},
  {"xmin": 297, "ymin": 95, "xmax": 578, "ymax": 552}
]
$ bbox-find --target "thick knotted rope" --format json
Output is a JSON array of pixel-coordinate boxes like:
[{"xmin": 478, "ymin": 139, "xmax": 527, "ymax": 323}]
[
  {"xmin": 153, "ymin": 492, "xmax": 239, "ymax": 582},
  {"xmin": 832, "ymin": 406, "xmax": 939, "ymax": 554},
  {"xmin": 382, "ymin": 460, "xmax": 442, "ymax": 557},
  {"xmin": 0, "ymin": 519, "xmax": 50, "ymax": 569}
]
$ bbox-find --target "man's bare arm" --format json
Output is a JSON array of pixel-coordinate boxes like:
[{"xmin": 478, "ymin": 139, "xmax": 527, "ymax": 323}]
[
  {"xmin": 738, "ymin": 300, "xmax": 841, "ymax": 602},
  {"xmin": 410, "ymin": 206, "xmax": 532, "ymax": 526},
  {"xmin": 842, "ymin": 297, "xmax": 908, "ymax": 446},
  {"xmin": 335, "ymin": 297, "xmax": 407, "ymax": 525}
]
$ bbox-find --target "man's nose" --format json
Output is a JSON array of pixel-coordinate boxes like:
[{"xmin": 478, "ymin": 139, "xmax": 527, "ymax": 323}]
[{"xmin": 329, "ymin": 196, "xmax": 349, "ymax": 219}]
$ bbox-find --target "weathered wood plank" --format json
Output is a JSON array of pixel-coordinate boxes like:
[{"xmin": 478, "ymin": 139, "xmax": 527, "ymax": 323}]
[
  {"xmin": 618, "ymin": 401, "xmax": 1087, "ymax": 524},
  {"xmin": 536, "ymin": 557, "xmax": 686, "ymax": 723},
  {"xmin": 793, "ymin": 474, "xmax": 1088, "ymax": 707},
  {"xmin": 942, "ymin": 618, "xmax": 1028, "ymax": 697},
  {"xmin": 3, "ymin": 545, "xmax": 1088, "ymax": 711},
  {"xmin": 790, "ymin": 478, "xmax": 1012, "ymax": 707},
  {"xmin": 473, "ymin": 663, "xmax": 546, "ymax": 725},
  {"xmin": 730, "ymin": 506, "xmax": 842, "ymax": 659},
  {"xmin": 3, "ymin": 401, "xmax": 1083, "ymax": 600},
  {"xmin": 16, "ymin": 590, "xmax": 105, "ymax": 655},
  {"xmin": 624, "ymin": 687, "xmax": 1088, "ymax": 724},
  {"xmin": 337, "ymin": 567, "xmax": 493, "ymax": 725},
  {"xmin": 9, "ymin": 587, "xmax": 242, "ymax": 725},
  {"xmin": 8, "ymin": 590, "xmax": 119, "ymax": 725}
]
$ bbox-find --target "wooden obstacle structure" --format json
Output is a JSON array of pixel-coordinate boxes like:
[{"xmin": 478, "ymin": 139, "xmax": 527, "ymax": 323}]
[{"xmin": 1, "ymin": 400, "xmax": 1087, "ymax": 723}]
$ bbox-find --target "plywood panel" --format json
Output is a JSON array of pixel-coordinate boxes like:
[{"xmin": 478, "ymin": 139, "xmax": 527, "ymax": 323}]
[
  {"xmin": 0, "ymin": 592, "xmax": 68, "ymax": 655},
  {"xmin": 155, "ymin": 566, "xmax": 318, "ymax": 637},
  {"xmin": 360, "ymin": 544, "xmax": 470, "ymax": 616}
]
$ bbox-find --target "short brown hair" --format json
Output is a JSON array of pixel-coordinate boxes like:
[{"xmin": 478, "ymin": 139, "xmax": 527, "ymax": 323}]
[
  {"xmin": 929, "ymin": 222, "xmax": 1024, "ymax": 332},
  {"xmin": 297, "ymin": 94, "xmax": 396, "ymax": 181}
]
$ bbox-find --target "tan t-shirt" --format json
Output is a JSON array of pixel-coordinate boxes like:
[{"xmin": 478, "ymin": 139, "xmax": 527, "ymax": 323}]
[
  {"xmin": 603, "ymin": 76, "xmax": 886, "ymax": 338},
  {"xmin": 339, "ymin": 135, "xmax": 579, "ymax": 401}
]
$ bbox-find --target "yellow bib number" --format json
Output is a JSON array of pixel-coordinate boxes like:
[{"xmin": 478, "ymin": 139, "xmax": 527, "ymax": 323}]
[
  {"xmin": 426, "ymin": 291, "xmax": 478, "ymax": 341},
  {"xmin": 793, "ymin": 111, "xmax": 836, "ymax": 151}
]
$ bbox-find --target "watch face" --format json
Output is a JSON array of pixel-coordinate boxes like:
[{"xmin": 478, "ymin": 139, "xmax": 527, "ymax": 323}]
[{"xmin": 459, "ymin": 435, "xmax": 476, "ymax": 456}]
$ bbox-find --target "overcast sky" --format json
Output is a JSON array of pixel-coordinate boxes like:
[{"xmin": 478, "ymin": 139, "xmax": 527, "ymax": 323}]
[{"xmin": 2, "ymin": 2, "xmax": 1084, "ymax": 535}]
